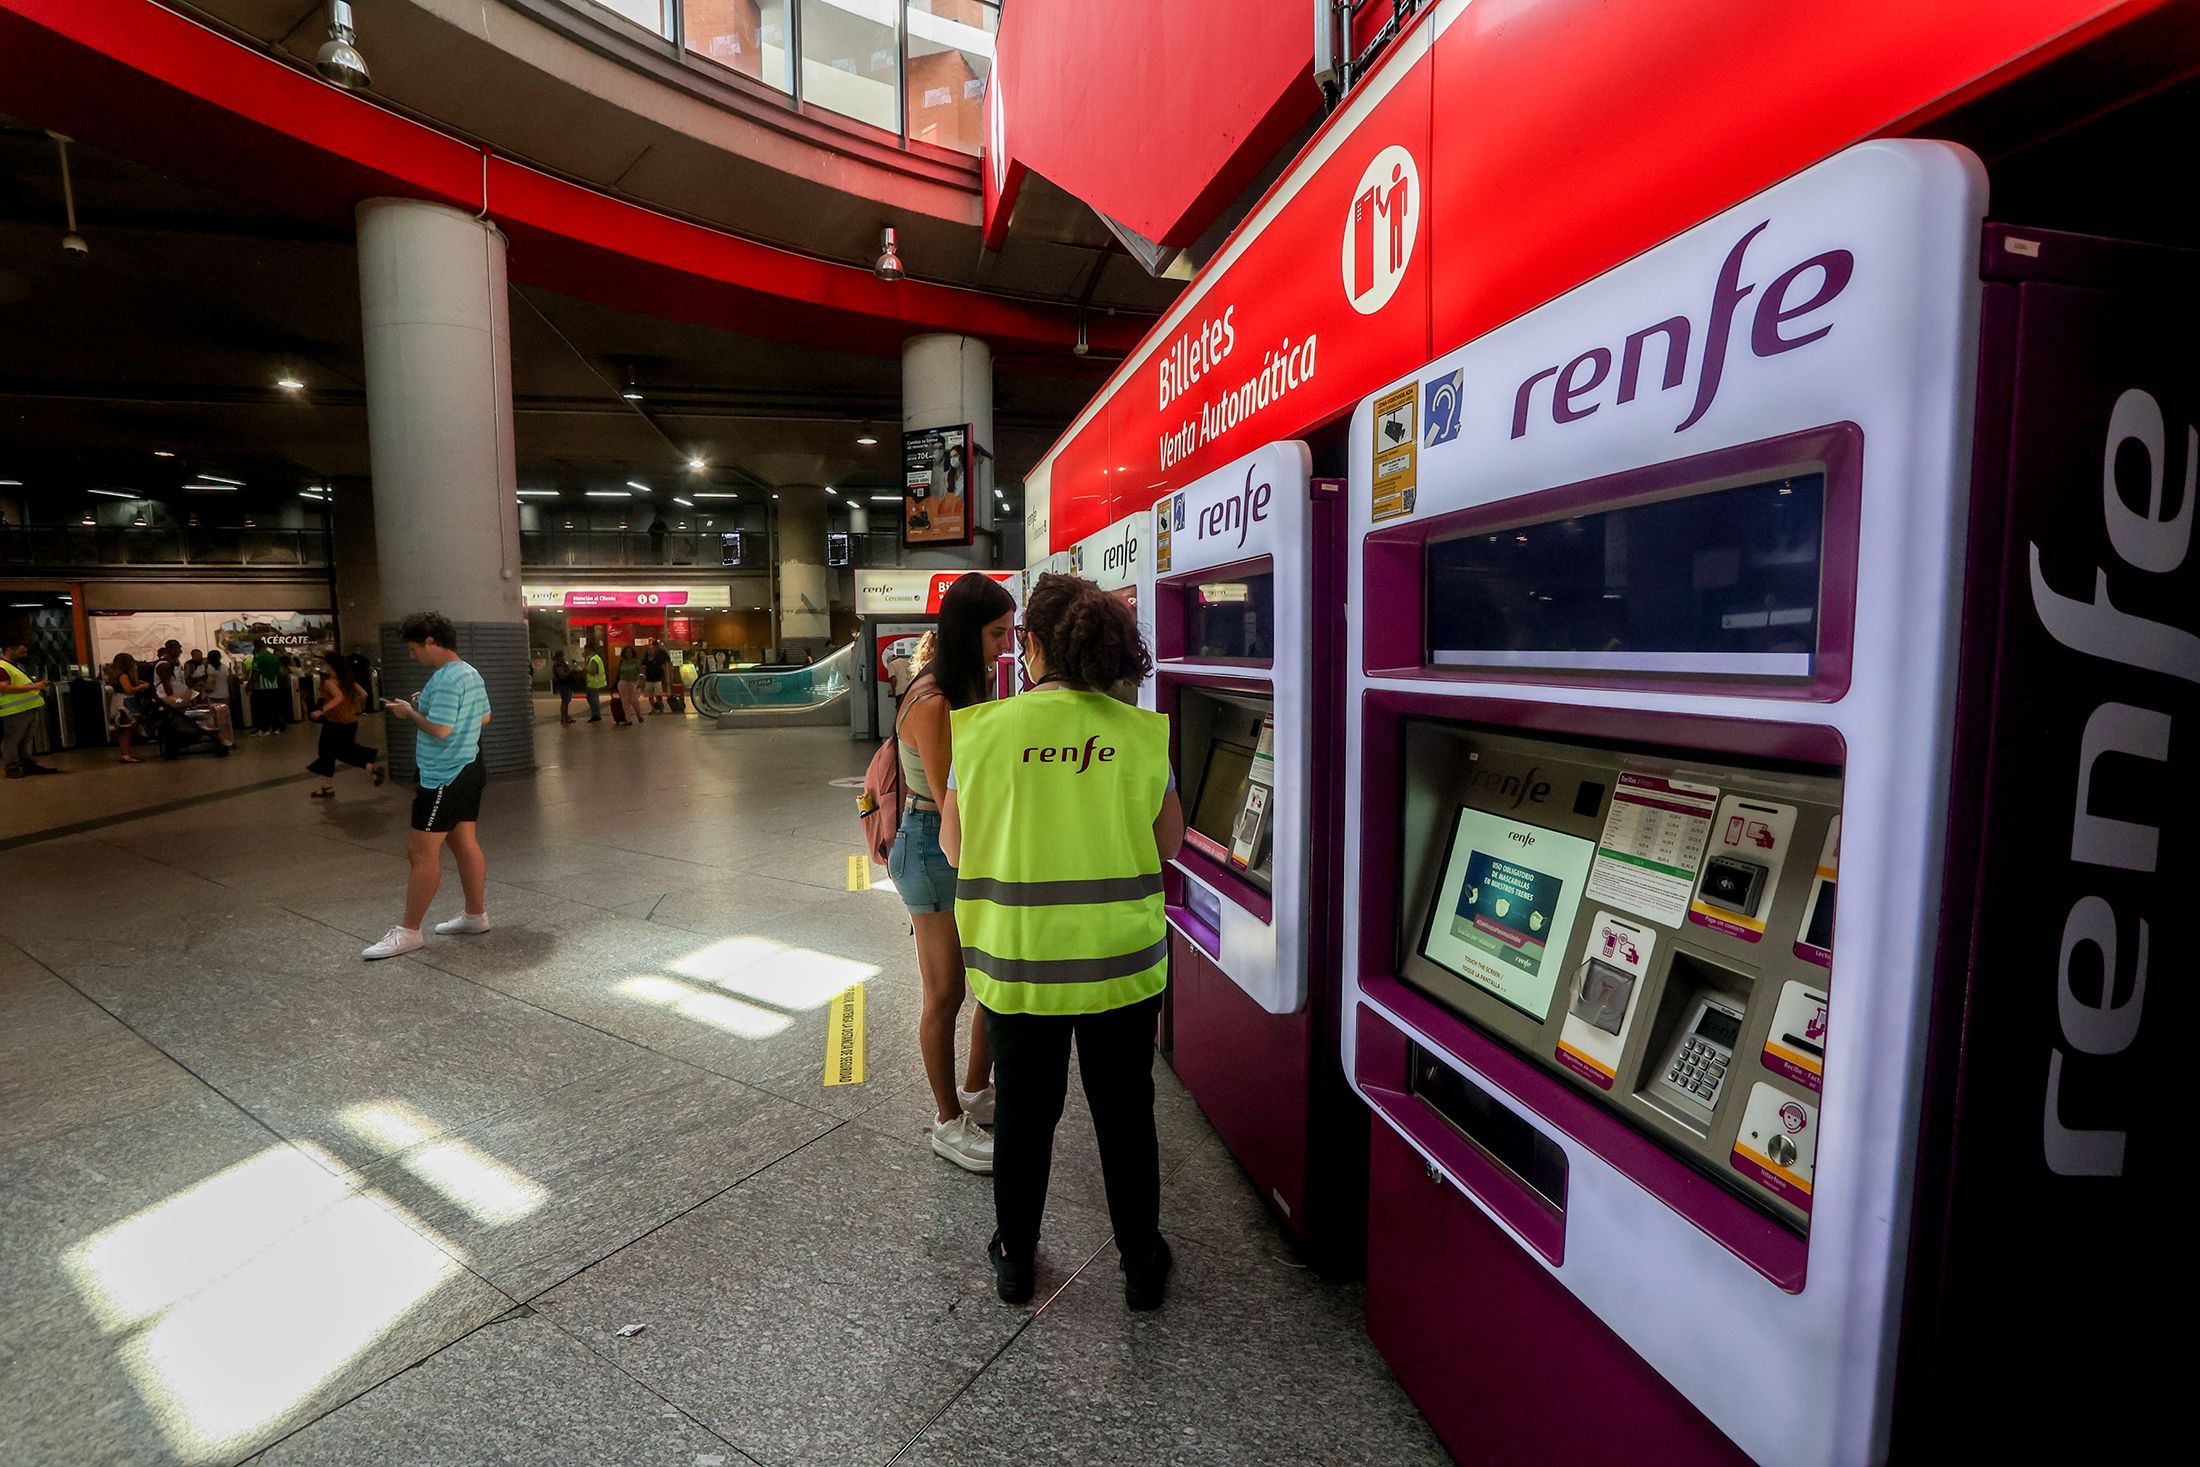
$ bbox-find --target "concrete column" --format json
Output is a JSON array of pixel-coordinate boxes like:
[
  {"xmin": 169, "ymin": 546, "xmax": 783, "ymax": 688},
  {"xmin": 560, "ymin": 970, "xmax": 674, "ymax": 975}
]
[
  {"xmin": 776, "ymin": 487, "xmax": 831, "ymax": 657},
  {"xmin": 327, "ymin": 475, "xmax": 384, "ymax": 658},
  {"xmin": 901, "ymin": 333, "xmax": 994, "ymax": 570},
  {"xmin": 356, "ymin": 197, "xmax": 533, "ymax": 776},
  {"xmin": 846, "ymin": 501, "xmax": 870, "ymax": 535}
]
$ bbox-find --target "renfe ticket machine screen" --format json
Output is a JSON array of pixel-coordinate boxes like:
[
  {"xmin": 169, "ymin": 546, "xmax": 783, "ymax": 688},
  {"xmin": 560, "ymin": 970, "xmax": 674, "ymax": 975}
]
[{"xmin": 1399, "ymin": 723, "xmax": 1841, "ymax": 1231}]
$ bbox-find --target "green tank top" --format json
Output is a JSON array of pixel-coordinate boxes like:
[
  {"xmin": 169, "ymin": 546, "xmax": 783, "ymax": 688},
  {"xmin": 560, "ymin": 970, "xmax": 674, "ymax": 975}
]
[{"xmin": 951, "ymin": 690, "xmax": 1173, "ymax": 1015}]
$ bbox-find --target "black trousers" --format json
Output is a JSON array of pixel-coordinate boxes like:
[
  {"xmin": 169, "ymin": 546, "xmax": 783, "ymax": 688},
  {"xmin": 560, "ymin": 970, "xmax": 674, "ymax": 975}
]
[
  {"xmin": 984, "ymin": 993, "xmax": 1164, "ymax": 1261},
  {"xmin": 307, "ymin": 721, "xmax": 376, "ymax": 778}
]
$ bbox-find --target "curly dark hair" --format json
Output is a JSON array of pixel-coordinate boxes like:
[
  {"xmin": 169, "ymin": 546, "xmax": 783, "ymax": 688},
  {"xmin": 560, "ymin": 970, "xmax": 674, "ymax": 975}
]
[
  {"xmin": 1023, "ymin": 572, "xmax": 1152, "ymax": 693},
  {"xmin": 399, "ymin": 610, "xmax": 458, "ymax": 650}
]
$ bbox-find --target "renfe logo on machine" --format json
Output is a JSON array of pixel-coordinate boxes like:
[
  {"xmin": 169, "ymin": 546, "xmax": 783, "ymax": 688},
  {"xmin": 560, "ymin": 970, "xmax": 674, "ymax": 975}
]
[
  {"xmin": 1195, "ymin": 463, "xmax": 1273, "ymax": 549},
  {"xmin": 2029, "ymin": 386, "xmax": 2186, "ymax": 1178},
  {"xmin": 1508, "ymin": 220, "xmax": 1854, "ymax": 440}
]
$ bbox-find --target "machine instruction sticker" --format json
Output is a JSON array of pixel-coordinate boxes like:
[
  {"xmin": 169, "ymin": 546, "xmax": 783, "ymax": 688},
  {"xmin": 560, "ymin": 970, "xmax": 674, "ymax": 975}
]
[
  {"xmin": 1421, "ymin": 809, "xmax": 1596, "ymax": 1020},
  {"xmin": 1732, "ymin": 1083, "xmax": 1816, "ymax": 1212},
  {"xmin": 1793, "ymin": 816, "xmax": 1840, "ymax": 967},
  {"xmin": 1555, "ymin": 911, "xmax": 1658, "ymax": 1090},
  {"xmin": 1584, "ymin": 773, "xmax": 1720, "ymax": 928},
  {"xmin": 1154, "ymin": 495, "xmax": 1177, "ymax": 572},
  {"xmin": 1687, "ymin": 797, "xmax": 1797, "ymax": 944},
  {"xmin": 1370, "ymin": 382, "xmax": 1418, "ymax": 522},
  {"xmin": 1761, "ymin": 980, "xmax": 1828, "ymax": 1094}
]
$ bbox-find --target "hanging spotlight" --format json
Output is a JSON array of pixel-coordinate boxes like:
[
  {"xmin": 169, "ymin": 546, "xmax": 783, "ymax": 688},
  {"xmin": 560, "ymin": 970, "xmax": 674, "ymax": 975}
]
[
  {"xmin": 79, "ymin": 511, "xmax": 95, "ymax": 526},
  {"xmin": 131, "ymin": 511, "xmax": 147, "ymax": 527},
  {"xmin": 315, "ymin": 2, "xmax": 373, "ymax": 91},
  {"xmin": 51, "ymin": 133, "xmax": 87, "ymax": 258},
  {"xmin": 856, "ymin": 430, "xmax": 879, "ymax": 446},
  {"xmin": 1074, "ymin": 309, "xmax": 1090, "ymax": 358},
  {"xmin": 621, "ymin": 367, "xmax": 645, "ymax": 402},
  {"xmin": 687, "ymin": 457, "xmax": 706, "ymax": 471},
  {"xmin": 873, "ymin": 227, "xmax": 905, "ymax": 283}
]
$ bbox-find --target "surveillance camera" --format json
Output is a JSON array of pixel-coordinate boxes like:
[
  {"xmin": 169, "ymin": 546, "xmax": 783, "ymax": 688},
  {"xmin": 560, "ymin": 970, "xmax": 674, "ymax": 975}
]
[{"xmin": 61, "ymin": 232, "xmax": 88, "ymax": 258}]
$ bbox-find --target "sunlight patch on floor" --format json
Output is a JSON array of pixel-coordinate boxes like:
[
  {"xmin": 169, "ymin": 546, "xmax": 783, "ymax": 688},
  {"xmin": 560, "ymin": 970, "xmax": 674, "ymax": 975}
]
[
  {"xmin": 618, "ymin": 974, "xmax": 793, "ymax": 1038},
  {"xmin": 343, "ymin": 1102, "xmax": 548, "ymax": 1226}
]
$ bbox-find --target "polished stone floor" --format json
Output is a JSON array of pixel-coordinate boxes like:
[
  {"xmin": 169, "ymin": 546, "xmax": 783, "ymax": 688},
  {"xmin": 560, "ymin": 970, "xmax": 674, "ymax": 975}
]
[{"xmin": 0, "ymin": 709, "xmax": 1448, "ymax": 1466}]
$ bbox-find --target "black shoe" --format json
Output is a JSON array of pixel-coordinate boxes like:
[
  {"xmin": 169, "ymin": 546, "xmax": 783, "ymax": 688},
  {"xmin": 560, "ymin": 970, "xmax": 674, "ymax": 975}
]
[
  {"xmin": 22, "ymin": 764, "xmax": 60, "ymax": 775},
  {"xmin": 1122, "ymin": 1236, "xmax": 1173, "ymax": 1312},
  {"xmin": 989, "ymin": 1230, "xmax": 1035, "ymax": 1305}
]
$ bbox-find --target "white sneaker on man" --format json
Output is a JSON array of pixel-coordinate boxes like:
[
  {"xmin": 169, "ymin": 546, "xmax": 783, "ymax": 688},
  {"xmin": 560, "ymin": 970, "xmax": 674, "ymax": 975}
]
[
  {"xmin": 957, "ymin": 1084, "xmax": 997, "ymax": 1127},
  {"xmin": 362, "ymin": 926, "xmax": 425, "ymax": 961},
  {"xmin": 931, "ymin": 1112, "xmax": 995, "ymax": 1174},
  {"xmin": 434, "ymin": 912, "xmax": 491, "ymax": 936}
]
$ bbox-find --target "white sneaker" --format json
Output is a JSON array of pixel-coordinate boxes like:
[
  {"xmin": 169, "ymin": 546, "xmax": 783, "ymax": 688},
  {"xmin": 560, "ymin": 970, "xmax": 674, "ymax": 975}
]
[
  {"xmin": 434, "ymin": 912, "xmax": 491, "ymax": 936},
  {"xmin": 957, "ymin": 1084, "xmax": 997, "ymax": 1127},
  {"xmin": 930, "ymin": 1113, "xmax": 995, "ymax": 1174},
  {"xmin": 362, "ymin": 926, "xmax": 425, "ymax": 961}
]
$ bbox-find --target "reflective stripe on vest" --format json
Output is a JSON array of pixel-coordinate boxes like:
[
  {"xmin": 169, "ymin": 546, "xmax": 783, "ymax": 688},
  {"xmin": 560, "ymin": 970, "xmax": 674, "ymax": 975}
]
[
  {"xmin": 0, "ymin": 660, "xmax": 43, "ymax": 719},
  {"xmin": 951, "ymin": 691, "xmax": 1173, "ymax": 1016}
]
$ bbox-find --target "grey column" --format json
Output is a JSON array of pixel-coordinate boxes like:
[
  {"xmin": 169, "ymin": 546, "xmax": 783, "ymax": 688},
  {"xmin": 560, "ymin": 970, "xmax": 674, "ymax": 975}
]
[
  {"xmin": 356, "ymin": 197, "xmax": 533, "ymax": 777},
  {"xmin": 776, "ymin": 487, "xmax": 830, "ymax": 656},
  {"xmin": 901, "ymin": 333, "xmax": 996, "ymax": 570}
]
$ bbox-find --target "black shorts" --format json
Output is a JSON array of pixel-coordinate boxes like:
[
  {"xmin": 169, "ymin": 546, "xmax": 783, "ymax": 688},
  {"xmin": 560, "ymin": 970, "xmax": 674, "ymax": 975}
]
[{"xmin": 411, "ymin": 758, "xmax": 486, "ymax": 833}]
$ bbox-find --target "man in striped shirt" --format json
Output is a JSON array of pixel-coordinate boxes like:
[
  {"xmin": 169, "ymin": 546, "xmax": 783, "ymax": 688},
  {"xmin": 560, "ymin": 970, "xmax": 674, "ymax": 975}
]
[{"xmin": 364, "ymin": 611, "xmax": 494, "ymax": 961}]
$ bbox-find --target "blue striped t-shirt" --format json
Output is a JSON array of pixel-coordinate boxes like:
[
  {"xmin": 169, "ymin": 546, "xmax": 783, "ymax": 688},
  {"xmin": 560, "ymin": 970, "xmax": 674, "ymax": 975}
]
[{"xmin": 416, "ymin": 660, "xmax": 489, "ymax": 788}]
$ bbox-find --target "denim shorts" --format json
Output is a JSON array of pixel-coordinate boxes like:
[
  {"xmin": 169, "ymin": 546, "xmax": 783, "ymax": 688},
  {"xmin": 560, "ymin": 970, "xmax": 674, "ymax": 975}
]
[{"xmin": 889, "ymin": 806, "xmax": 958, "ymax": 914}]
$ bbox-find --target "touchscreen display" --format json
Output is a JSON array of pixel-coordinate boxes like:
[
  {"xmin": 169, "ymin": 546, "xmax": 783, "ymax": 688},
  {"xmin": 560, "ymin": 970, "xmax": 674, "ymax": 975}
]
[
  {"xmin": 1418, "ymin": 808, "xmax": 1597, "ymax": 1021},
  {"xmin": 1190, "ymin": 740, "xmax": 1256, "ymax": 847}
]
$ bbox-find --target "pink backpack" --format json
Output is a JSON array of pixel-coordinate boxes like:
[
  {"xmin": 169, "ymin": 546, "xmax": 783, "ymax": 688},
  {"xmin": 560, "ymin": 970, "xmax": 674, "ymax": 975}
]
[{"xmin": 858, "ymin": 733, "xmax": 903, "ymax": 864}]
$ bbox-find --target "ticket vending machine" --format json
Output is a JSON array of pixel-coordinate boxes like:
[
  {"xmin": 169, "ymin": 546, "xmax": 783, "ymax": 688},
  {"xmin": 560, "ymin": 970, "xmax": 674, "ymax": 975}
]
[
  {"xmin": 849, "ymin": 568, "xmax": 1022, "ymax": 739},
  {"xmin": 1344, "ymin": 141, "xmax": 2175, "ymax": 1463},
  {"xmin": 1043, "ymin": 509, "xmax": 1154, "ymax": 706},
  {"xmin": 1153, "ymin": 441, "xmax": 1362, "ymax": 1270}
]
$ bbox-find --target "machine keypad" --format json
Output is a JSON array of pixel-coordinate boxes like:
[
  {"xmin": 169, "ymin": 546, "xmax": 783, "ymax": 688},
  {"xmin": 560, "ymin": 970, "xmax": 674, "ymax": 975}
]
[{"xmin": 1666, "ymin": 1035, "xmax": 1729, "ymax": 1109}]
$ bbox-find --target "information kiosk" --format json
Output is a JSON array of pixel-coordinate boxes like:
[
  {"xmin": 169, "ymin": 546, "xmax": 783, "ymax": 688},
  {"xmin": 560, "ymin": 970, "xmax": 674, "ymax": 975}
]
[
  {"xmin": 1343, "ymin": 140, "xmax": 2175, "ymax": 1463},
  {"xmin": 1153, "ymin": 441, "xmax": 1361, "ymax": 1269},
  {"xmin": 849, "ymin": 568, "xmax": 1021, "ymax": 740}
]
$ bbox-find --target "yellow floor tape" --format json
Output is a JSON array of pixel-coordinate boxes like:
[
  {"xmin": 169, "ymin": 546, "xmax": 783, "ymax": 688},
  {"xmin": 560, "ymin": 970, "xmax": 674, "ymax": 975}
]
[
  {"xmin": 825, "ymin": 983, "xmax": 867, "ymax": 1086},
  {"xmin": 846, "ymin": 854, "xmax": 872, "ymax": 892}
]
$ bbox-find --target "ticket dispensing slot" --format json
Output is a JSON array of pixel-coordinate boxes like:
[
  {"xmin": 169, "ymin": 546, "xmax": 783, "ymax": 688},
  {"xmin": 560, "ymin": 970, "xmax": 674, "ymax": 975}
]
[{"xmin": 1395, "ymin": 720, "xmax": 1838, "ymax": 1241}]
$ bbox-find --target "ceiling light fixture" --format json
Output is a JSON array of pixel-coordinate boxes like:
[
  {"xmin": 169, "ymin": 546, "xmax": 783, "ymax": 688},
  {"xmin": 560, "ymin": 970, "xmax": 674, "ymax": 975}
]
[
  {"xmin": 131, "ymin": 512, "xmax": 148, "ymax": 527},
  {"xmin": 196, "ymin": 475, "xmax": 244, "ymax": 486},
  {"xmin": 51, "ymin": 133, "xmax": 87, "ymax": 258},
  {"xmin": 79, "ymin": 512, "xmax": 94, "ymax": 526},
  {"xmin": 184, "ymin": 484, "xmax": 238, "ymax": 493},
  {"xmin": 299, "ymin": 491, "xmax": 326, "ymax": 501},
  {"xmin": 153, "ymin": 449, "xmax": 175, "ymax": 459},
  {"xmin": 1074, "ymin": 310, "xmax": 1090, "ymax": 358},
  {"xmin": 873, "ymin": 226, "xmax": 905, "ymax": 284},
  {"xmin": 585, "ymin": 490, "xmax": 631, "ymax": 498},
  {"xmin": 625, "ymin": 481, "xmax": 650, "ymax": 492},
  {"xmin": 673, "ymin": 497, "xmax": 694, "ymax": 508},
  {"xmin": 693, "ymin": 492, "xmax": 740, "ymax": 500},
  {"xmin": 856, "ymin": 432, "xmax": 879, "ymax": 446},
  {"xmin": 868, "ymin": 494, "xmax": 901, "ymax": 503},
  {"xmin": 276, "ymin": 375, "xmax": 305, "ymax": 391},
  {"xmin": 0, "ymin": 479, "xmax": 21, "ymax": 486},
  {"xmin": 824, "ymin": 487, "xmax": 837, "ymax": 497},
  {"xmin": 88, "ymin": 489, "xmax": 134, "ymax": 499},
  {"xmin": 315, "ymin": 1, "xmax": 372, "ymax": 91},
  {"xmin": 621, "ymin": 367, "xmax": 644, "ymax": 402},
  {"xmin": 516, "ymin": 490, "xmax": 559, "ymax": 498},
  {"xmin": 687, "ymin": 458, "xmax": 706, "ymax": 471}
]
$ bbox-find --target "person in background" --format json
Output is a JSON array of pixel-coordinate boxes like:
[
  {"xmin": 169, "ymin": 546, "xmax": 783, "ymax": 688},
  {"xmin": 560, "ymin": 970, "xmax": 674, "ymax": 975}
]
[
  {"xmin": 614, "ymin": 642, "xmax": 646, "ymax": 726},
  {"xmin": 363, "ymin": 611, "xmax": 492, "ymax": 960},
  {"xmin": 893, "ymin": 572, "xmax": 1015, "ymax": 1176},
  {"xmin": 648, "ymin": 511, "xmax": 669, "ymax": 564},
  {"xmin": 305, "ymin": 651, "xmax": 383, "ymax": 799},
  {"xmin": 940, "ymin": 572, "xmax": 1183, "ymax": 1310},
  {"xmin": 584, "ymin": 640, "xmax": 608, "ymax": 722},
  {"xmin": 643, "ymin": 639, "xmax": 670, "ymax": 714},
  {"xmin": 1, "ymin": 639, "xmax": 55, "ymax": 779},
  {"xmin": 183, "ymin": 648, "xmax": 209, "ymax": 695},
  {"xmin": 249, "ymin": 637, "xmax": 284, "ymax": 735},
  {"xmin": 551, "ymin": 651, "xmax": 576, "ymax": 724},
  {"xmin": 108, "ymin": 653, "xmax": 146, "ymax": 765}
]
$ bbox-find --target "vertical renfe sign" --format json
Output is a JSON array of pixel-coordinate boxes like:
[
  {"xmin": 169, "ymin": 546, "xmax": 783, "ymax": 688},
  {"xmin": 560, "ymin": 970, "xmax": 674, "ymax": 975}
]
[{"xmin": 903, "ymin": 425, "xmax": 975, "ymax": 545}]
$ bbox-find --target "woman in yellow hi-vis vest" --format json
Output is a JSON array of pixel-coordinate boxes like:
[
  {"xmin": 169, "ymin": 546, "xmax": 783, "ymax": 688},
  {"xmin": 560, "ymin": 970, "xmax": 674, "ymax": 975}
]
[{"xmin": 942, "ymin": 574, "xmax": 1185, "ymax": 1308}]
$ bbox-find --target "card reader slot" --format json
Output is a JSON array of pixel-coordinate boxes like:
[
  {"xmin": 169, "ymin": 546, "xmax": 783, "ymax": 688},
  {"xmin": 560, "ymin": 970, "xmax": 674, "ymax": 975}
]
[{"xmin": 1409, "ymin": 1042, "xmax": 1569, "ymax": 1216}]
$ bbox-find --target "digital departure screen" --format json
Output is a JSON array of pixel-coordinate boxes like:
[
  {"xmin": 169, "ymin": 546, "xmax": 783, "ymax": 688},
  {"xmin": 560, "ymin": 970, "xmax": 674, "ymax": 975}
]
[
  {"xmin": 1190, "ymin": 739, "xmax": 1256, "ymax": 847},
  {"xmin": 1418, "ymin": 808, "xmax": 1597, "ymax": 1021}
]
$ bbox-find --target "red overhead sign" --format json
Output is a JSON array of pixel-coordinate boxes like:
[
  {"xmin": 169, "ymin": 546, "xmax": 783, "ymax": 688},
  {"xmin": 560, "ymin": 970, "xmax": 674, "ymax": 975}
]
[{"xmin": 1022, "ymin": 0, "xmax": 2173, "ymax": 555}]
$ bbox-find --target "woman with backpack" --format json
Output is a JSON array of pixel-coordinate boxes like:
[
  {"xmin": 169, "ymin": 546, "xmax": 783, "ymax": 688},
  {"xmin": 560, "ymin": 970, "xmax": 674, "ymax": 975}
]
[{"xmin": 891, "ymin": 572, "xmax": 1016, "ymax": 1175}]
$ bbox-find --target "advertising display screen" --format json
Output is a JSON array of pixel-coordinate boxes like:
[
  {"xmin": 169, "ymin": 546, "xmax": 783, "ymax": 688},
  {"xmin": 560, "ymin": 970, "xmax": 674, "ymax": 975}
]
[
  {"xmin": 1418, "ymin": 808, "xmax": 1597, "ymax": 1020},
  {"xmin": 902, "ymin": 424, "xmax": 974, "ymax": 546}
]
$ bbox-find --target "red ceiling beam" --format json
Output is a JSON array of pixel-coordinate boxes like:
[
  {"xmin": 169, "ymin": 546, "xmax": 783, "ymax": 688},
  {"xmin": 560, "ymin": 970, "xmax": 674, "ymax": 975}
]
[{"xmin": 0, "ymin": 0, "xmax": 1146, "ymax": 358}]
